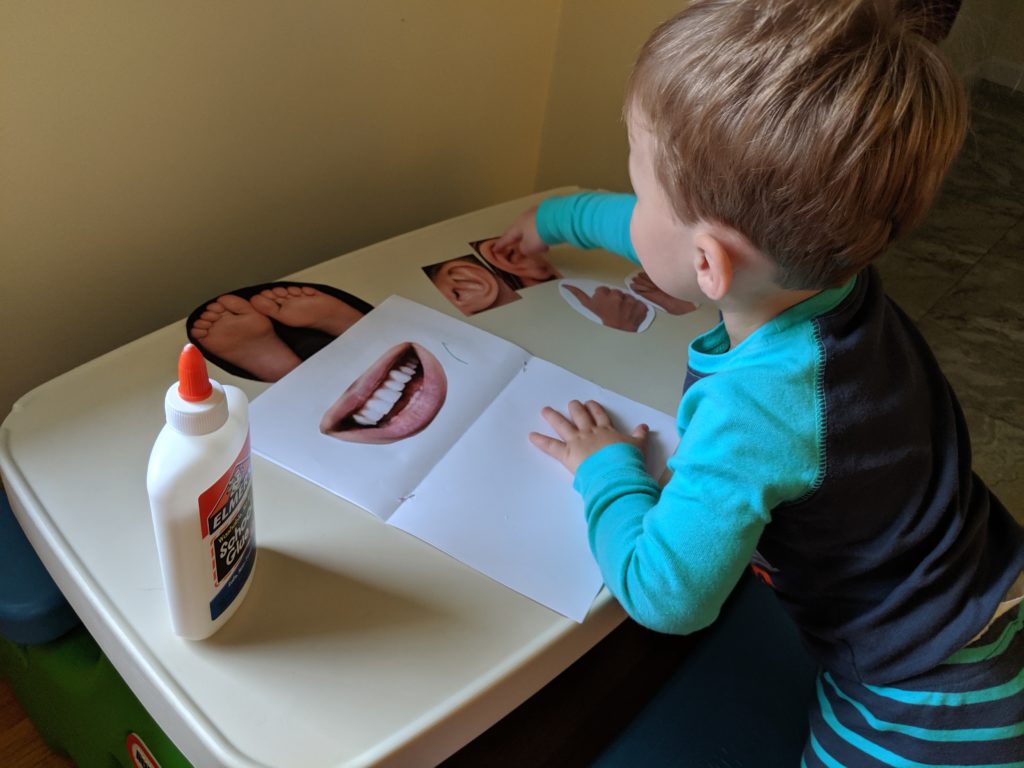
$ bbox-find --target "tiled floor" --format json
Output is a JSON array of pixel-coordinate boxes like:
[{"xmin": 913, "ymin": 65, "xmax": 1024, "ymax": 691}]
[{"xmin": 877, "ymin": 79, "xmax": 1024, "ymax": 524}]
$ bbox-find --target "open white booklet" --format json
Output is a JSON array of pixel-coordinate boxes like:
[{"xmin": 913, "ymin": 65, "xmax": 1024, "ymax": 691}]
[{"xmin": 250, "ymin": 295, "xmax": 678, "ymax": 621}]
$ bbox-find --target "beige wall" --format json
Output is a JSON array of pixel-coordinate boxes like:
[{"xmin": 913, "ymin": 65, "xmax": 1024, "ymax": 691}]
[
  {"xmin": 536, "ymin": 0, "xmax": 683, "ymax": 194},
  {"xmin": 0, "ymin": 1, "xmax": 560, "ymax": 420},
  {"xmin": 536, "ymin": 0, "xmax": 1024, "ymax": 193}
]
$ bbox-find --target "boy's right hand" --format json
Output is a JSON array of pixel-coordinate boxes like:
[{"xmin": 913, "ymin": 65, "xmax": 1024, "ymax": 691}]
[
  {"xmin": 530, "ymin": 399, "xmax": 649, "ymax": 475},
  {"xmin": 491, "ymin": 206, "xmax": 548, "ymax": 257}
]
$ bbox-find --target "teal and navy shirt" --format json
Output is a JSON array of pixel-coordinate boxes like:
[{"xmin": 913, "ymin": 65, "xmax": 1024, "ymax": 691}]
[{"xmin": 538, "ymin": 191, "xmax": 1024, "ymax": 685}]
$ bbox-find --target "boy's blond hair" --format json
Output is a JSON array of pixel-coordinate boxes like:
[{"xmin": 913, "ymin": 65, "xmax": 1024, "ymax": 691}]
[{"xmin": 626, "ymin": 0, "xmax": 967, "ymax": 289}]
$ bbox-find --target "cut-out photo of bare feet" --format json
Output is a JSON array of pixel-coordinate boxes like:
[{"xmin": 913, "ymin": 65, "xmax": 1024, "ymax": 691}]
[
  {"xmin": 186, "ymin": 282, "xmax": 374, "ymax": 382},
  {"xmin": 190, "ymin": 294, "xmax": 302, "ymax": 382},
  {"xmin": 249, "ymin": 285, "xmax": 366, "ymax": 336}
]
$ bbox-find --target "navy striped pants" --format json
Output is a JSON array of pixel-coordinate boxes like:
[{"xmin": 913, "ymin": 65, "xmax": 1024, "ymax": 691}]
[{"xmin": 803, "ymin": 604, "xmax": 1024, "ymax": 766}]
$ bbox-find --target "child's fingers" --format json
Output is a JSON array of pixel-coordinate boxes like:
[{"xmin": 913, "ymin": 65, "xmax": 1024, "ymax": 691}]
[
  {"xmin": 567, "ymin": 399, "xmax": 595, "ymax": 428},
  {"xmin": 541, "ymin": 405, "xmax": 578, "ymax": 441},
  {"xmin": 516, "ymin": 236, "xmax": 550, "ymax": 256},
  {"xmin": 584, "ymin": 400, "xmax": 611, "ymax": 427},
  {"xmin": 529, "ymin": 431, "xmax": 567, "ymax": 462},
  {"xmin": 491, "ymin": 231, "xmax": 520, "ymax": 255},
  {"xmin": 632, "ymin": 423, "xmax": 650, "ymax": 442}
]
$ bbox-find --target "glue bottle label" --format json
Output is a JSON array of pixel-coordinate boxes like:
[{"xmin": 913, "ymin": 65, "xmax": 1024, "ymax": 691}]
[{"xmin": 198, "ymin": 433, "xmax": 256, "ymax": 620}]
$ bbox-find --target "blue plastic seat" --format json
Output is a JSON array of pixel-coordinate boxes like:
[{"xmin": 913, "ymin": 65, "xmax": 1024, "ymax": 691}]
[{"xmin": 0, "ymin": 490, "xmax": 80, "ymax": 645}]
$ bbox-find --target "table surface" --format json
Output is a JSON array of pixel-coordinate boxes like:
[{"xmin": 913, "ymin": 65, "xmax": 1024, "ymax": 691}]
[{"xmin": 0, "ymin": 189, "xmax": 716, "ymax": 767}]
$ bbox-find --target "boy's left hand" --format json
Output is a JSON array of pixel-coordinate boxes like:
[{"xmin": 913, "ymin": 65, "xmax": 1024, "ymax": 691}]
[{"xmin": 530, "ymin": 399, "xmax": 648, "ymax": 474}]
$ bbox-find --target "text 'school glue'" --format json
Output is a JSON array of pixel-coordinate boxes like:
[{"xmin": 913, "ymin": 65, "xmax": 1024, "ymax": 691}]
[{"xmin": 146, "ymin": 344, "xmax": 256, "ymax": 639}]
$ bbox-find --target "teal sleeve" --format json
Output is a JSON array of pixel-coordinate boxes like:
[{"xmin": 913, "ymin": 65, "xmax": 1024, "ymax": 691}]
[
  {"xmin": 536, "ymin": 191, "xmax": 639, "ymax": 264},
  {"xmin": 572, "ymin": 353, "xmax": 823, "ymax": 635}
]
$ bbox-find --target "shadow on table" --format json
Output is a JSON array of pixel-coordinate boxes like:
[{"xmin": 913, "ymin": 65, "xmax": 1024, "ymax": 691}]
[{"xmin": 202, "ymin": 547, "xmax": 453, "ymax": 646}]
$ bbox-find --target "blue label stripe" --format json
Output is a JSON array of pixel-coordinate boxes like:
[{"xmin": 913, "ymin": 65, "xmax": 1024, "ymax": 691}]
[{"xmin": 209, "ymin": 542, "xmax": 255, "ymax": 621}]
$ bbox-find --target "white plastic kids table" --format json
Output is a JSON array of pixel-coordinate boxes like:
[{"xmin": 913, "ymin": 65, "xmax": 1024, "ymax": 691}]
[{"xmin": 0, "ymin": 190, "xmax": 716, "ymax": 767}]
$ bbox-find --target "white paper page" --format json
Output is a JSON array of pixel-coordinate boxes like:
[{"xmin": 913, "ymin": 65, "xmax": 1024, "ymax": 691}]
[
  {"xmin": 250, "ymin": 296, "xmax": 530, "ymax": 518},
  {"xmin": 388, "ymin": 357, "xmax": 679, "ymax": 621}
]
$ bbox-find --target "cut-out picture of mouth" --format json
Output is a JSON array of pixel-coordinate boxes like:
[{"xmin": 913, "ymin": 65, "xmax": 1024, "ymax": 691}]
[{"xmin": 319, "ymin": 342, "xmax": 448, "ymax": 444}]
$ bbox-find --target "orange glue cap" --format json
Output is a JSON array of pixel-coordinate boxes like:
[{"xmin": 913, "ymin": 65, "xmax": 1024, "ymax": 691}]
[{"xmin": 177, "ymin": 344, "xmax": 214, "ymax": 402}]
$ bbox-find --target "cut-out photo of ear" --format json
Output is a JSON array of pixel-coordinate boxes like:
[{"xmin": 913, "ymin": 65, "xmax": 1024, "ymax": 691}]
[
  {"xmin": 471, "ymin": 236, "xmax": 562, "ymax": 290},
  {"xmin": 186, "ymin": 282, "xmax": 374, "ymax": 382},
  {"xmin": 422, "ymin": 254, "xmax": 521, "ymax": 316},
  {"xmin": 558, "ymin": 279, "xmax": 654, "ymax": 333},
  {"xmin": 624, "ymin": 270, "xmax": 700, "ymax": 316}
]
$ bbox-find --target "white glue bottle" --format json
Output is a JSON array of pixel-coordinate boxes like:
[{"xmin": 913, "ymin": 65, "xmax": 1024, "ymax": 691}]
[{"xmin": 146, "ymin": 343, "xmax": 257, "ymax": 639}]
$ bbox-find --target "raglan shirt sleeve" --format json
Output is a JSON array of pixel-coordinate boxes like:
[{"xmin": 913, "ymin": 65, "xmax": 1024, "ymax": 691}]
[
  {"xmin": 572, "ymin": 364, "xmax": 822, "ymax": 635},
  {"xmin": 536, "ymin": 192, "xmax": 640, "ymax": 264}
]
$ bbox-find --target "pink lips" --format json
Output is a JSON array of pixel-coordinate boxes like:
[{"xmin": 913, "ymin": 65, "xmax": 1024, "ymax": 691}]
[{"xmin": 319, "ymin": 342, "xmax": 447, "ymax": 444}]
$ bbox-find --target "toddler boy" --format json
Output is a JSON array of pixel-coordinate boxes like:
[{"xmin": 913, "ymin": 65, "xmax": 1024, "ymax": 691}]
[{"xmin": 494, "ymin": 1, "xmax": 1024, "ymax": 763}]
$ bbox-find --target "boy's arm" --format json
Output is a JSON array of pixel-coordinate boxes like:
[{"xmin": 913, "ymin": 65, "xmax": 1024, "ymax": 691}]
[
  {"xmin": 572, "ymin": 386, "xmax": 819, "ymax": 635},
  {"xmin": 574, "ymin": 444, "xmax": 763, "ymax": 634},
  {"xmin": 536, "ymin": 192, "xmax": 639, "ymax": 264}
]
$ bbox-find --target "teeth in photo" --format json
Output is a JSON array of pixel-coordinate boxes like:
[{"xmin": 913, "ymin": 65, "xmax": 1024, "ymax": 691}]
[
  {"xmin": 350, "ymin": 360, "xmax": 418, "ymax": 425},
  {"xmin": 320, "ymin": 341, "xmax": 447, "ymax": 445},
  {"xmin": 373, "ymin": 387, "xmax": 402, "ymax": 406},
  {"xmin": 355, "ymin": 393, "xmax": 395, "ymax": 424}
]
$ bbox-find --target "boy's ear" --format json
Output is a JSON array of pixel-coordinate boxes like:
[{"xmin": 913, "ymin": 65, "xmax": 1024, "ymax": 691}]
[{"xmin": 693, "ymin": 232, "xmax": 732, "ymax": 301}]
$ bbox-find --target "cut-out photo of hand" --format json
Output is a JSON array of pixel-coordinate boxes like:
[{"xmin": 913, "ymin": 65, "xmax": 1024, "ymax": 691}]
[
  {"xmin": 186, "ymin": 282, "xmax": 373, "ymax": 382},
  {"xmin": 625, "ymin": 271, "xmax": 700, "ymax": 315},
  {"xmin": 558, "ymin": 279, "xmax": 654, "ymax": 333}
]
